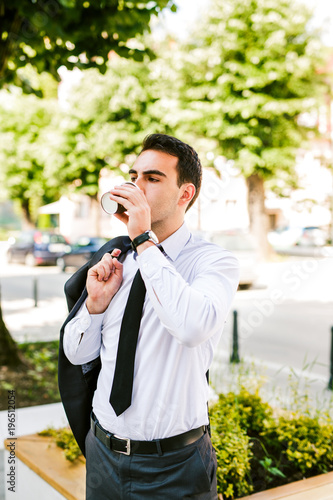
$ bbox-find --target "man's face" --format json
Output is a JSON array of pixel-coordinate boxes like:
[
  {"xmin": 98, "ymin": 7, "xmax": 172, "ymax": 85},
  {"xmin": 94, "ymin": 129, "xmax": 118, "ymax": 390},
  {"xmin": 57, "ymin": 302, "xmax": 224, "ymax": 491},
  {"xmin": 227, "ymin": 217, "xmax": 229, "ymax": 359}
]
[{"xmin": 128, "ymin": 150, "xmax": 184, "ymax": 228}]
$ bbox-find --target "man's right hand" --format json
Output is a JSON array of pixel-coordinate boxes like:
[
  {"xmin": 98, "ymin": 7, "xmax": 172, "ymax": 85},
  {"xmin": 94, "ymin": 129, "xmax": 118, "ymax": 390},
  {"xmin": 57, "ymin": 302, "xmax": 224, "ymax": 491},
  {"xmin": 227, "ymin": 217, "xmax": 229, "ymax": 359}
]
[{"xmin": 86, "ymin": 249, "xmax": 123, "ymax": 314}]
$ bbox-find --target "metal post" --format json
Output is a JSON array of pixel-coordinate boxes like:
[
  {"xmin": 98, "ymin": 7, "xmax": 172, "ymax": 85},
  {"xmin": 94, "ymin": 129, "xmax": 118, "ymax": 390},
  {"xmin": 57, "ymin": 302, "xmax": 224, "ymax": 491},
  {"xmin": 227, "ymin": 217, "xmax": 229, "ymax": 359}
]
[
  {"xmin": 328, "ymin": 326, "xmax": 333, "ymax": 391},
  {"xmin": 230, "ymin": 310, "xmax": 240, "ymax": 363},
  {"xmin": 33, "ymin": 278, "xmax": 38, "ymax": 307}
]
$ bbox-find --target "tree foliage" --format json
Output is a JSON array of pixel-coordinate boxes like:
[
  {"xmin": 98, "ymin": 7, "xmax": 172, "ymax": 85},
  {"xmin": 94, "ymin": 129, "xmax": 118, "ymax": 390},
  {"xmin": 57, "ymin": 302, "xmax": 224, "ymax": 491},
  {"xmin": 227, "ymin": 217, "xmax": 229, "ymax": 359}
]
[
  {"xmin": 180, "ymin": 0, "xmax": 327, "ymax": 182},
  {"xmin": 44, "ymin": 56, "xmax": 163, "ymax": 198},
  {"xmin": 175, "ymin": 0, "xmax": 328, "ymax": 252},
  {"xmin": 0, "ymin": 53, "xmax": 177, "ymax": 226},
  {"xmin": 0, "ymin": 0, "xmax": 330, "ymax": 238},
  {"xmin": 0, "ymin": 0, "xmax": 176, "ymax": 93},
  {"xmin": 0, "ymin": 90, "xmax": 60, "ymax": 225}
]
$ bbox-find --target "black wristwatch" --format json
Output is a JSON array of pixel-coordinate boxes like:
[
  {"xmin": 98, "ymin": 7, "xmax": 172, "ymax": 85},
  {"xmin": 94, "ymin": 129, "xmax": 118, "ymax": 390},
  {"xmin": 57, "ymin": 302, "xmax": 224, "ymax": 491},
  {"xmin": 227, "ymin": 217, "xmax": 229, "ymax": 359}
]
[{"xmin": 131, "ymin": 230, "xmax": 159, "ymax": 251}]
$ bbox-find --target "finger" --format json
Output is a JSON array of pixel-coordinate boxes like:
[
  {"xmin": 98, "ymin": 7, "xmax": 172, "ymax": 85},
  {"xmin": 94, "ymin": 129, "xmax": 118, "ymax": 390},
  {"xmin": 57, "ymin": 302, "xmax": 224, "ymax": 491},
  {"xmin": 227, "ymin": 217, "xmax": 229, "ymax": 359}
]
[
  {"xmin": 114, "ymin": 212, "xmax": 129, "ymax": 224},
  {"xmin": 113, "ymin": 184, "xmax": 141, "ymax": 195},
  {"xmin": 95, "ymin": 263, "xmax": 108, "ymax": 282},
  {"xmin": 94, "ymin": 256, "xmax": 113, "ymax": 281},
  {"xmin": 110, "ymin": 184, "xmax": 143, "ymax": 205},
  {"xmin": 107, "ymin": 193, "xmax": 134, "ymax": 213},
  {"xmin": 112, "ymin": 257, "xmax": 123, "ymax": 271},
  {"xmin": 101, "ymin": 252, "xmax": 113, "ymax": 262},
  {"xmin": 111, "ymin": 248, "xmax": 121, "ymax": 257}
]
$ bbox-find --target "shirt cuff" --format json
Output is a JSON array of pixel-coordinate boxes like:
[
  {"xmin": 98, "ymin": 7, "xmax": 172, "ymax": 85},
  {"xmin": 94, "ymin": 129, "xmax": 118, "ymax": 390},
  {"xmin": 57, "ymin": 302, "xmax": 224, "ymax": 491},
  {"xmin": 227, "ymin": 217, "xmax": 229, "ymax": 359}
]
[
  {"xmin": 137, "ymin": 245, "xmax": 170, "ymax": 279},
  {"xmin": 63, "ymin": 302, "xmax": 105, "ymax": 363},
  {"xmin": 78, "ymin": 302, "xmax": 105, "ymax": 332}
]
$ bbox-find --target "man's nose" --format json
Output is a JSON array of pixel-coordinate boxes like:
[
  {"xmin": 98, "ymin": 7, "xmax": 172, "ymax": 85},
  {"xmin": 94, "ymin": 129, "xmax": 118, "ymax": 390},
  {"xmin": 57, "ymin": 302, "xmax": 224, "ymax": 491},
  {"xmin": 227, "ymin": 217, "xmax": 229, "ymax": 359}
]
[{"xmin": 135, "ymin": 177, "xmax": 144, "ymax": 192}]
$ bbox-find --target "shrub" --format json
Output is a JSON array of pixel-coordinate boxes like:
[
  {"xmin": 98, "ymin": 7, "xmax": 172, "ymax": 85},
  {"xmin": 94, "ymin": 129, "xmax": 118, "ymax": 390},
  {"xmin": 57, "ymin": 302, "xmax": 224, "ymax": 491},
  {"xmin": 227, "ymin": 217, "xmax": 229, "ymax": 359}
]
[
  {"xmin": 210, "ymin": 401, "xmax": 253, "ymax": 498},
  {"xmin": 210, "ymin": 388, "xmax": 273, "ymax": 498},
  {"xmin": 210, "ymin": 387, "xmax": 333, "ymax": 498},
  {"xmin": 39, "ymin": 427, "xmax": 82, "ymax": 462},
  {"xmin": 261, "ymin": 412, "xmax": 333, "ymax": 478}
]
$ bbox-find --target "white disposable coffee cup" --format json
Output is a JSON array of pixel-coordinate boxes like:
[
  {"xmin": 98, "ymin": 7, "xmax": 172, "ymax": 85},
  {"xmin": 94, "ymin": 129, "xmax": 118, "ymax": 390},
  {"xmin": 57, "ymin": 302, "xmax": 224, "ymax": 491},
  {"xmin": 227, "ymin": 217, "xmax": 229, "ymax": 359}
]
[{"xmin": 101, "ymin": 181, "xmax": 138, "ymax": 215}]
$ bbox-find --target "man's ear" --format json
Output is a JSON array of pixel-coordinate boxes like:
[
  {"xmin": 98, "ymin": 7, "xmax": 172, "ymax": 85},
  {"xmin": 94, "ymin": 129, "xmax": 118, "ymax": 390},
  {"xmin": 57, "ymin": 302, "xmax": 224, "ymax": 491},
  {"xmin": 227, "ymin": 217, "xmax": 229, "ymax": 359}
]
[{"xmin": 179, "ymin": 183, "xmax": 196, "ymax": 208}]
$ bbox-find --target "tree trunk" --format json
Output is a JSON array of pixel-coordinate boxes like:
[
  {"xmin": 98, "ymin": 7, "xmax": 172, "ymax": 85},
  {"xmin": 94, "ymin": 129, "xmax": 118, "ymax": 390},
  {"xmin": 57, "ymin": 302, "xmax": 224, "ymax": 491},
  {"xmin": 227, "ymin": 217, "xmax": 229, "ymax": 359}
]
[
  {"xmin": 21, "ymin": 200, "xmax": 35, "ymax": 230},
  {"xmin": 0, "ymin": 301, "xmax": 25, "ymax": 367},
  {"xmin": 246, "ymin": 173, "xmax": 270, "ymax": 259}
]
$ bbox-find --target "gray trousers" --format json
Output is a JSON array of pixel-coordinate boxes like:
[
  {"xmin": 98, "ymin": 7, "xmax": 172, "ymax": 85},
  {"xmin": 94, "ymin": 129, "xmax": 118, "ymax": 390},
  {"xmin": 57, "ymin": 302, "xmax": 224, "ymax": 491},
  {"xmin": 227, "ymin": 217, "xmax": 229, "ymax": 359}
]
[{"xmin": 85, "ymin": 428, "xmax": 218, "ymax": 499}]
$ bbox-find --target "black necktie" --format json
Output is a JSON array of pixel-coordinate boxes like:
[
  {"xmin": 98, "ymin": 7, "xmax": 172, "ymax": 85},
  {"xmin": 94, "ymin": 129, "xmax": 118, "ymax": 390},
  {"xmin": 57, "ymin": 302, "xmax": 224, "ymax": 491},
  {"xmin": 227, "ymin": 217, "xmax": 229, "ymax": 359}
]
[{"xmin": 109, "ymin": 269, "xmax": 146, "ymax": 416}]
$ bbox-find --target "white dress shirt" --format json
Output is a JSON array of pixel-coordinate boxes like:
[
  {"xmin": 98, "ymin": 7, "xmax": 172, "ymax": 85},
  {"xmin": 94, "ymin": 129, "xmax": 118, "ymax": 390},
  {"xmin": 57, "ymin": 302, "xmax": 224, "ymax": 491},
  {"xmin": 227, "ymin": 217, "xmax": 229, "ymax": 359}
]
[{"xmin": 63, "ymin": 223, "xmax": 239, "ymax": 441}]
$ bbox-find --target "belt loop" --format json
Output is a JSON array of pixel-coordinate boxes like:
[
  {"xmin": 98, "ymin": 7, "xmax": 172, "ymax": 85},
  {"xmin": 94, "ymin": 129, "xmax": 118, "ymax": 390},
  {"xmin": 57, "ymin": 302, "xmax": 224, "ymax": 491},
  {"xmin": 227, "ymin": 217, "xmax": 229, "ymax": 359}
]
[
  {"xmin": 156, "ymin": 440, "xmax": 163, "ymax": 456},
  {"xmin": 90, "ymin": 412, "xmax": 96, "ymax": 435}
]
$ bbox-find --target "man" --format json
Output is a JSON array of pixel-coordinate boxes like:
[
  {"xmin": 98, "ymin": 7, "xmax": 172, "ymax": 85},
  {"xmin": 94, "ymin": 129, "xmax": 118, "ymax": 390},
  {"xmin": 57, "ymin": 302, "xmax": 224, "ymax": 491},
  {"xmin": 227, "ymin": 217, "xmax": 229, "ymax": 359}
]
[{"xmin": 59, "ymin": 133, "xmax": 239, "ymax": 499}]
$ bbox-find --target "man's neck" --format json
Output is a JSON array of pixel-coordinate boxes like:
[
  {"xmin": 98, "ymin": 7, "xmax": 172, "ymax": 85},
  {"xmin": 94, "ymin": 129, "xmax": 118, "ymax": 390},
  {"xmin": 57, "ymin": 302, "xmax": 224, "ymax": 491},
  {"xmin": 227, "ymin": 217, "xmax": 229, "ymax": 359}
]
[{"xmin": 152, "ymin": 219, "xmax": 184, "ymax": 244}]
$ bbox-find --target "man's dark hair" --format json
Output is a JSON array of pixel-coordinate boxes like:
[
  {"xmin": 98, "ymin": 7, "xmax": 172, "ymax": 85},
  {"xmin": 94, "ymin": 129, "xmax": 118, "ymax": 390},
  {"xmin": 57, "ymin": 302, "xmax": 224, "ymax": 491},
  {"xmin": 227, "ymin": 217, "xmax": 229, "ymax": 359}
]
[{"xmin": 140, "ymin": 133, "xmax": 202, "ymax": 210}]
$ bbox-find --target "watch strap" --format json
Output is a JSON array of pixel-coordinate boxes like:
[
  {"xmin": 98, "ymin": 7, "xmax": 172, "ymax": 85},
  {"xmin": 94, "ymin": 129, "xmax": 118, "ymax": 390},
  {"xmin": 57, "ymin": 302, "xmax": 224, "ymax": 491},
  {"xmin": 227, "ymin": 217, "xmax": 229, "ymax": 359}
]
[{"xmin": 131, "ymin": 232, "xmax": 151, "ymax": 251}]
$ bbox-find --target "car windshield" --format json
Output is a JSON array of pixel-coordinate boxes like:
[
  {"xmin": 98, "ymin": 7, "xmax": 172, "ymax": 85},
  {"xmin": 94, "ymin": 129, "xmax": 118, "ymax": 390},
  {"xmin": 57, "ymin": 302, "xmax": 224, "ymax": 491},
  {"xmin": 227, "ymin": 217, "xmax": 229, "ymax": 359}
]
[{"xmin": 38, "ymin": 234, "xmax": 67, "ymax": 244}]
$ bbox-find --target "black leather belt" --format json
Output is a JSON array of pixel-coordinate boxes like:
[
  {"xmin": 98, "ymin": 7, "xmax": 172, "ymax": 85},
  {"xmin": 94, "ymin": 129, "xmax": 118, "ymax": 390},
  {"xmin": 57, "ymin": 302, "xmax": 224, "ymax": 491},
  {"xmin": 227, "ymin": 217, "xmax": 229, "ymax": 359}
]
[{"xmin": 90, "ymin": 413, "xmax": 205, "ymax": 455}]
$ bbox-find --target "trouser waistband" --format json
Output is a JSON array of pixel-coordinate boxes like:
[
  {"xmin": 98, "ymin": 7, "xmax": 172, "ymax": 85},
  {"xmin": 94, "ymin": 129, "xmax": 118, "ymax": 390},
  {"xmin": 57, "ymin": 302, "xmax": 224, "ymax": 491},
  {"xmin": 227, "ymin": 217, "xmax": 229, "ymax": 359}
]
[{"xmin": 90, "ymin": 413, "xmax": 206, "ymax": 456}]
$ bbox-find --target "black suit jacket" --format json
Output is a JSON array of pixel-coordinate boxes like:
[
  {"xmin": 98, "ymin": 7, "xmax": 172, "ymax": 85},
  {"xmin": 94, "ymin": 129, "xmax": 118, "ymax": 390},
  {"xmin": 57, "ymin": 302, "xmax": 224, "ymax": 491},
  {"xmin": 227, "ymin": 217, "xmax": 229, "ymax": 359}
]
[{"xmin": 58, "ymin": 235, "xmax": 131, "ymax": 456}]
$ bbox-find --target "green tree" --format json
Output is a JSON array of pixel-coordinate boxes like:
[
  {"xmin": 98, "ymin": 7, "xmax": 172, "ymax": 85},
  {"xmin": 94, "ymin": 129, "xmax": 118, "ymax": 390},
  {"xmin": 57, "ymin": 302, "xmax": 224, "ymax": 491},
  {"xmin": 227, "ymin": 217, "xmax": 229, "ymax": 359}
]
[
  {"xmin": 0, "ymin": 90, "xmax": 60, "ymax": 226},
  {"xmin": 0, "ymin": 0, "xmax": 176, "ymax": 93},
  {"xmin": 178, "ymin": 0, "xmax": 327, "ymax": 254},
  {"xmin": 0, "ymin": 90, "xmax": 61, "ymax": 366},
  {"xmin": 0, "ymin": 0, "xmax": 176, "ymax": 367},
  {"xmin": 45, "ymin": 55, "xmax": 172, "ymax": 233}
]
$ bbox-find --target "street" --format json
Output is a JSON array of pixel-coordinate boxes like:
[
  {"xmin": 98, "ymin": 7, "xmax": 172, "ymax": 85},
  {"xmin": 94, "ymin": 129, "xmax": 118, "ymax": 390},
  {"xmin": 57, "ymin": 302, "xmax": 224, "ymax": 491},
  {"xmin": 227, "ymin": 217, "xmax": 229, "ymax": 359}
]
[
  {"xmin": 0, "ymin": 242, "xmax": 69, "ymax": 342},
  {"xmin": 221, "ymin": 257, "xmax": 333, "ymax": 378},
  {"xmin": 213, "ymin": 255, "xmax": 333, "ymax": 407},
  {"xmin": 1, "ymin": 242, "xmax": 333, "ymax": 399}
]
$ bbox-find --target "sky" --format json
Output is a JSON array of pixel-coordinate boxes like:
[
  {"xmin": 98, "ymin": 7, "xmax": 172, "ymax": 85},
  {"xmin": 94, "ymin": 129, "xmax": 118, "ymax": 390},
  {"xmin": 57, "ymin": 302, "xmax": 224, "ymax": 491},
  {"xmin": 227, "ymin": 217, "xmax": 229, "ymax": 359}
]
[{"xmin": 159, "ymin": 0, "xmax": 333, "ymax": 46}]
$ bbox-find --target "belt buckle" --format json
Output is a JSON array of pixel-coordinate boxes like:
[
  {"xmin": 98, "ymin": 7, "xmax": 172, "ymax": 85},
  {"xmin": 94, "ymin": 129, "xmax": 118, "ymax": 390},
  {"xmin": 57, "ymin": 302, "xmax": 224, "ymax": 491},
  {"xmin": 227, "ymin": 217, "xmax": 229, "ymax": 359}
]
[{"xmin": 114, "ymin": 435, "xmax": 131, "ymax": 455}]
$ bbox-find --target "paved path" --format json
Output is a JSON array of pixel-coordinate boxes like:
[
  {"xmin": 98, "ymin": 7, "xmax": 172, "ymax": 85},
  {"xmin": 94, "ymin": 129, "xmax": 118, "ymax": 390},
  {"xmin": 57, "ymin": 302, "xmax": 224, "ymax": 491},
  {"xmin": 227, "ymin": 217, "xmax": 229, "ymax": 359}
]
[{"xmin": 2, "ymin": 297, "xmax": 67, "ymax": 343}]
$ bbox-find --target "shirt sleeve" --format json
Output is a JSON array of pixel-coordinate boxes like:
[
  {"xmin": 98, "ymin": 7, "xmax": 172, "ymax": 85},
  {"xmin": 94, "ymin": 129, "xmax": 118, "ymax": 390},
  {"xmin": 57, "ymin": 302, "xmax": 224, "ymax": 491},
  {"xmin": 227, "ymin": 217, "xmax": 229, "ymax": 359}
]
[
  {"xmin": 63, "ymin": 302, "xmax": 104, "ymax": 365},
  {"xmin": 137, "ymin": 245, "xmax": 239, "ymax": 348}
]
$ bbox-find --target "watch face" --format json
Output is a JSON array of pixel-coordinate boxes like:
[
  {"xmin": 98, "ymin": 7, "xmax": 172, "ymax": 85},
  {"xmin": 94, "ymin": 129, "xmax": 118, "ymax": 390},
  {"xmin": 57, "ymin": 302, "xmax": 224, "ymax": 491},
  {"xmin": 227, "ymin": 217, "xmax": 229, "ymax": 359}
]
[{"xmin": 148, "ymin": 230, "xmax": 159, "ymax": 244}]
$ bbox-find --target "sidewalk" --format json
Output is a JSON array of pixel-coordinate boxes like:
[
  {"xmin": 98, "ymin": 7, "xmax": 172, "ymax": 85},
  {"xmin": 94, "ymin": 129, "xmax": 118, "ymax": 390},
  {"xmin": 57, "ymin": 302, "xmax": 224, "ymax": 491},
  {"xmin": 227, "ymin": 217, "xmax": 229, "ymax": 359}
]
[{"xmin": 2, "ymin": 297, "xmax": 67, "ymax": 343}]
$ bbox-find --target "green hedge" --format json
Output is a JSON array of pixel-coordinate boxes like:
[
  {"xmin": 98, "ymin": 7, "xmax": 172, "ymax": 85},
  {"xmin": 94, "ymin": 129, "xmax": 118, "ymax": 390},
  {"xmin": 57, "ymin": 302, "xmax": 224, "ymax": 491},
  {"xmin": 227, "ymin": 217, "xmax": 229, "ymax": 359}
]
[{"xmin": 209, "ymin": 388, "xmax": 333, "ymax": 498}]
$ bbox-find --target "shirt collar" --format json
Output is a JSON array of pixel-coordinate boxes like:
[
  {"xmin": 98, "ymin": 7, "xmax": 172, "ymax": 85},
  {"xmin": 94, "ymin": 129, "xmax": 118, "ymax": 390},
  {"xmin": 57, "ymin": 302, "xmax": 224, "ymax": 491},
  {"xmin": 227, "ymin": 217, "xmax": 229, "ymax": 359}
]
[{"xmin": 159, "ymin": 223, "xmax": 191, "ymax": 262}]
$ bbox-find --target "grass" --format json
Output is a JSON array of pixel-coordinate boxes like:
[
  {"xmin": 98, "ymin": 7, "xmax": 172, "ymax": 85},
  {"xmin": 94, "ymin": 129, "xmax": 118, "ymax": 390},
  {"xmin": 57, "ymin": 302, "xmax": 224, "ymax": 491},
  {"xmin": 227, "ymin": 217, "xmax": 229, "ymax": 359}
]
[{"xmin": 0, "ymin": 340, "xmax": 60, "ymax": 410}]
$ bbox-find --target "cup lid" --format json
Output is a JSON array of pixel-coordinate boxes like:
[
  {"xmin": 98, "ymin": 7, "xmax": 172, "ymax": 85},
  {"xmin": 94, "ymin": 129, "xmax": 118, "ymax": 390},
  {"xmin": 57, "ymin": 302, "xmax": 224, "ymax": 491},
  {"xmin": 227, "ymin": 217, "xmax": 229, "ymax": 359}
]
[{"xmin": 101, "ymin": 193, "xmax": 118, "ymax": 214}]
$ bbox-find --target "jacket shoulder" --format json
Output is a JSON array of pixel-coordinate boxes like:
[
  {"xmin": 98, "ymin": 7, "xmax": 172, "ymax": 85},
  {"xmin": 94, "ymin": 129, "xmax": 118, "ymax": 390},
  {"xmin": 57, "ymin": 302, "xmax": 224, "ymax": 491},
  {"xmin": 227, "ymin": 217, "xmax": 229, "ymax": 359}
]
[{"xmin": 64, "ymin": 235, "xmax": 131, "ymax": 312}]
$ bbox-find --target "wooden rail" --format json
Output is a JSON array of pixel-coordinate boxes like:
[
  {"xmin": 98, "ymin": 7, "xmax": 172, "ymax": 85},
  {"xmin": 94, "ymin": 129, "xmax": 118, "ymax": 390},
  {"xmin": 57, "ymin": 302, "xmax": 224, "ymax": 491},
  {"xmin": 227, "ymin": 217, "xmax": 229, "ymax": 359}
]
[
  {"xmin": 236, "ymin": 470, "xmax": 333, "ymax": 500},
  {"xmin": 5, "ymin": 435, "xmax": 85, "ymax": 500}
]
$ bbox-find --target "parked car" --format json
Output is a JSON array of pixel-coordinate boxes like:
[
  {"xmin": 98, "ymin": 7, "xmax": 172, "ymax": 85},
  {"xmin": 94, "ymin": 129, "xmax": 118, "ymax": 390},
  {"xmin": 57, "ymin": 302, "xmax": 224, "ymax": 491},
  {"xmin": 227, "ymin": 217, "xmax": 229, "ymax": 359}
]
[
  {"xmin": 208, "ymin": 230, "xmax": 261, "ymax": 288},
  {"xmin": 268, "ymin": 226, "xmax": 328, "ymax": 254},
  {"xmin": 7, "ymin": 231, "xmax": 69, "ymax": 266},
  {"xmin": 57, "ymin": 236, "xmax": 108, "ymax": 271}
]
